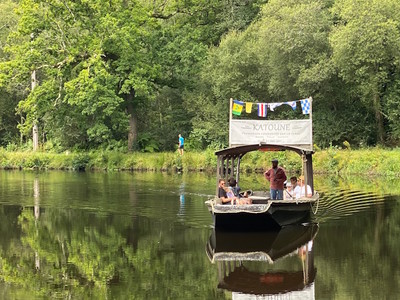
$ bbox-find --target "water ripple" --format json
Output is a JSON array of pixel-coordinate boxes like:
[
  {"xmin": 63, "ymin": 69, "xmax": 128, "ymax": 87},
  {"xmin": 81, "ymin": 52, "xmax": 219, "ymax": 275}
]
[{"xmin": 314, "ymin": 188, "xmax": 388, "ymax": 223}]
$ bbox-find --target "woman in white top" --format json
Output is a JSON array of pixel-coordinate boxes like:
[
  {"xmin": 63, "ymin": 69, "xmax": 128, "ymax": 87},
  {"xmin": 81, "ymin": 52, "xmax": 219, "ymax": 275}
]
[{"xmin": 293, "ymin": 176, "xmax": 312, "ymax": 198}]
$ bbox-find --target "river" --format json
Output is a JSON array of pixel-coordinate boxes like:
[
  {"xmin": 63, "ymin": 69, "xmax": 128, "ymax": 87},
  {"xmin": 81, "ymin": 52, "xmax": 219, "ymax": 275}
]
[{"xmin": 0, "ymin": 170, "xmax": 398, "ymax": 299}]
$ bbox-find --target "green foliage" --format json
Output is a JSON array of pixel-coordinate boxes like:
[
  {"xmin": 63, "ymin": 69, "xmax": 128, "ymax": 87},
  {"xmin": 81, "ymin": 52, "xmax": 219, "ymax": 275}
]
[
  {"xmin": 330, "ymin": 0, "xmax": 400, "ymax": 142},
  {"xmin": 137, "ymin": 133, "xmax": 159, "ymax": 153},
  {"xmin": 71, "ymin": 153, "xmax": 90, "ymax": 171},
  {"xmin": 1, "ymin": 147, "xmax": 400, "ymax": 178},
  {"xmin": 383, "ymin": 77, "xmax": 400, "ymax": 142},
  {"xmin": 1, "ymin": 0, "xmax": 400, "ymax": 151}
]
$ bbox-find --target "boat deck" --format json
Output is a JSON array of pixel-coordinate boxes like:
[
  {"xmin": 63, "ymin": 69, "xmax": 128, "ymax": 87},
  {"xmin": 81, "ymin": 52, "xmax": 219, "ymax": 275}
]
[{"xmin": 206, "ymin": 194, "xmax": 318, "ymax": 214}]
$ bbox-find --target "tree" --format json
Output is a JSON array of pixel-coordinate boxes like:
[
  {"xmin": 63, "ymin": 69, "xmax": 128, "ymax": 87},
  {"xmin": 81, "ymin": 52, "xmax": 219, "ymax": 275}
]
[
  {"xmin": 0, "ymin": 0, "xmax": 21, "ymax": 147},
  {"xmin": 330, "ymin": 0, "xmax": 400, "ymax": 144},
  {"xmin": 0, "ymin": 0, "xmax": 160, "ymax": 150}
]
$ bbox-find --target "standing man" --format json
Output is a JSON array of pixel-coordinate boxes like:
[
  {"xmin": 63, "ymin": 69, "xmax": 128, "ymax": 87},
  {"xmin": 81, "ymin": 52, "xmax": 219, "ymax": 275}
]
[
  {"xmin": 178, "ymin": 134, "xmax": 184, "ymax": 155},
  {"xmin": 264, "ymin": 159, "xmax": 287, "ymax": 200}
]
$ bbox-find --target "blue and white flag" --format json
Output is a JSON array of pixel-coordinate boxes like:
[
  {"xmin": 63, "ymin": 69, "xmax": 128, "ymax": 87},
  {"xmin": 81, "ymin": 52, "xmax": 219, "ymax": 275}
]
[
  {"xmin": 268, "ymin": 103, "xmax": 282, "ymax": 111},
  {"xmin": 284, "ymin": 101, "xmax": 297, "ymax": 110},
  {"xmin": 258, "ymin": 103, "xmax": 267, "ymax": 117},
  {"xmin": 300, "ymin": 98, "xmax": 311, "ymax": 114}
]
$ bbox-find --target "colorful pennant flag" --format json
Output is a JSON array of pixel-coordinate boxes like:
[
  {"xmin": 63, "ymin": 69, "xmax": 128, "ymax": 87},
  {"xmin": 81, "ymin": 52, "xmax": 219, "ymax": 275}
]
[
  {"xmin": 258, "ymin": 103, "xmax": 267, "ymax": 117},
  {"xmin": 232, "ymin": 100, "xmax": 244, "ymax": 116},
  {"xmin": 300, "ymin": 98, "xmax": 311, "ymax": 114},
  {"xmin": 268, "ymin": 103, "xmax": 283, "ymax": 111},
  {"xmin": 284, "ymin": 101, "xmax": 297, "ymax": 110},
  {"xmin": 245, "ymin": 102, "xmax": 253, "ymax": 113}
]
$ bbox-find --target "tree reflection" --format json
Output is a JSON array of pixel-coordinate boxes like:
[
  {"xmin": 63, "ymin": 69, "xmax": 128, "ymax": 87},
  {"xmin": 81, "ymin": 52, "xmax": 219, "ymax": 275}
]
[{"xmin": 0, "ymin": 205, "xmax": 223, "ymax": 299}]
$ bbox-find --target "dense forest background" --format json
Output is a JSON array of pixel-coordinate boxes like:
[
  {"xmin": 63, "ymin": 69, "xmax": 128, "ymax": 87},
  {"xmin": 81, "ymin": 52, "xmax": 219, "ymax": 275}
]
[{"xmin": 1, "ymin": 0, "xmax": 400, "ymax": 153}]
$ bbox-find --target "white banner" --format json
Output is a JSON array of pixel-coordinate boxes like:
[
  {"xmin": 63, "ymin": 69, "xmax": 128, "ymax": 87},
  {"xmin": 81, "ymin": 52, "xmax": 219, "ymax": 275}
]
[{"xmin": 230, "ymin": 119, "xmax": 312, "ymax": 150}]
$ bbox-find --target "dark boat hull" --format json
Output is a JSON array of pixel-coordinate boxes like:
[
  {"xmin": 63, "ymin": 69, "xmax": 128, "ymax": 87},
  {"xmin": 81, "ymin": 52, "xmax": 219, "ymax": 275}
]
[{"xmin": 212, "ymin": 202, "xmax": 314, "ymax": 231}]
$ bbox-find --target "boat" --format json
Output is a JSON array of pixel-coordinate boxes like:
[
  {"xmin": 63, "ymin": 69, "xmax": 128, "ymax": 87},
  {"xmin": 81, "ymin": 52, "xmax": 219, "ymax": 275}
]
[
  {"xmin": 205, "ymin": 97, "xmax": 319, "ymax": 230},
  {"xmin": 206, "ymin": 224, "xmax": 318, "ymax": 299}
]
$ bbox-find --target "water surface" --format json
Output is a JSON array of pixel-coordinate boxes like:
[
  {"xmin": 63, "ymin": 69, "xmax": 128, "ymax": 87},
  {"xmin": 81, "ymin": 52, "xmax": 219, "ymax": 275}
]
[{"xmin": 0, "ymin": 170, "xmax": 398, "ymax": 299}]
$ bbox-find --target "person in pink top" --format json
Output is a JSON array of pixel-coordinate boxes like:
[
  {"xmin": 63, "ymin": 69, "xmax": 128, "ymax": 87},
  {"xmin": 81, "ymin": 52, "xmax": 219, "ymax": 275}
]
[{"xmin": 264, "ymin": 159, "xmax": 287, "ymax": 200}]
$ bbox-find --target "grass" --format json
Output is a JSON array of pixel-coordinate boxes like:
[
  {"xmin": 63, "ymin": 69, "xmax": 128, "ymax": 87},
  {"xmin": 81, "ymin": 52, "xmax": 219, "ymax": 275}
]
[{"xmin": 0, "ymin": 147, "xmax": 400, "ymax": 177}]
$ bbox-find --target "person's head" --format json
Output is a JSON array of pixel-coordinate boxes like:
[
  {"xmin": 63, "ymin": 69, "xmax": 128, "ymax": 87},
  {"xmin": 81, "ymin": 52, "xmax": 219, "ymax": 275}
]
[
  {"xmin": 228, "ymin": 177, "xmax": 237, "ymax": 187},
  {"xmin": 178, "ymin": 134, "xmax": 181, "ymax": 138},
  {"xmin": 299, "ymin": 175, "xmax": 305, "ymax": 186},
  {"xmin": 272, "ymin": 159, "xmax": 278, "ymax": 168},
  {"xmin": 218, "ymin": 178, "xmax": 226, "ymax": 188},
  {"xmin": 290, "ymin": 176, "xmax": 298, "ymax": 187},
  {"xmin": 285, "ymin": 181, "xmax": 291, "ymax": 190}
]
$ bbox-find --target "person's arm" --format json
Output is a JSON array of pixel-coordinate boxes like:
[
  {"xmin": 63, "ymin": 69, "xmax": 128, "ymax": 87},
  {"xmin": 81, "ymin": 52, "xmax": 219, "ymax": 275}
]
[
  {"xmin": 218, "ymin": 188, "xmax": 231, "ymax": 204},
  {"xmin": 294, "ymin": 186, "xmax": 301, "ymax": 199},
  {"xmin": 305, "ymin": 185, "xmax": 312, "ymax": 197},
  {"xmin": 220, "ymin": 196, "xmax": 231, "ymax": 203},
  {"xmin": 284, "ymin": 188, "xmax": 293, "ymax": 199},
  {"xmin": 264, "ymin": 169, "xmax": 271, "ymax": 181},
  {"xmin": 275, "ymin": 168, "xmax": 287, "ymax": 185},
  {"xmin": 282, "ymin": 170, "xmax": 287, "ymax": 182}
]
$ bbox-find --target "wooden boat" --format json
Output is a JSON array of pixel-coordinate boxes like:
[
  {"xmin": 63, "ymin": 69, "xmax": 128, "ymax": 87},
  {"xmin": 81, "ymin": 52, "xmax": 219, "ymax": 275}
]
[
  {"xmin": 205, "ymin": 97, "xmax": 319, "ymax": 230},
  {"xmin": 206, "ymin": 224, "xmax": 318, "ymax": 299}
]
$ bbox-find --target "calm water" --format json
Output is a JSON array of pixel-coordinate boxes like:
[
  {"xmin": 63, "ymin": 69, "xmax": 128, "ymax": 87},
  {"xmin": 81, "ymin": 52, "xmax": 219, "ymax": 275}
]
[{"xmin": 0, "ymin": 170, "xmax": 399, "ymax": 299}]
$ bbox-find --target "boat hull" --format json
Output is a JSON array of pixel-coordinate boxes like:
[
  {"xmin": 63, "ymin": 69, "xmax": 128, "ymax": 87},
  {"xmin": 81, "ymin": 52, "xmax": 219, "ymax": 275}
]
[
  {"xmin": 207, "ymin": 197, "xmax": 317, "ymax": 231},
  {"xmin": 213, "ymin": 211, "xmax": 282, "ymax": 231}
]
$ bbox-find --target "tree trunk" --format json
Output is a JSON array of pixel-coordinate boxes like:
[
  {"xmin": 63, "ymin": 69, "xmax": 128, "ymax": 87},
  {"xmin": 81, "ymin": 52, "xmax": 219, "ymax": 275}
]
[
  {"xmin": 31, "ymin": 32, "xmax": 39, "ymax": 151},
  {"xmin": 373, "ymin": 91, "xmax": 385, "ymax": 144},
  {"xmin": 31, "ymin": 68, "xmax": 39, "ymax": 151},
  {"xmin": 125, "ymin": 90, "xmax": 137, "ymax": 152},
  {"xmin": 33, "ymin": 124, "xmax": 39, "ymax": 150}
]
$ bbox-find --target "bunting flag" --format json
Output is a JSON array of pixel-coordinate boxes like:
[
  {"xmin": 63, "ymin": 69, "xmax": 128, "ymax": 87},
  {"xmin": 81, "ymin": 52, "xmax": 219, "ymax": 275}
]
[
  {"xmin": 245, "ymin": 102, "xmax": 253, "ymax": 113},
  {"xmin": 230, "ymin": 97, "xmax": 311, "ymax": 115},
  {"xmin": 300, "ymin": 98, "xmax": 311, "ymax": 114},
  {"xmin": 232, "ymin": 100, "xmax": 244, "ymax": 116},
  {"xmin": 268, "ymin": 103, "xmax": 283, "ymax": 111},
  {"xmin": 258, "ymin": 103, "xmax": 267, "ymax": 117},
  {"xmin": 284, "ymin": 101, "xmax": 297, "ymax": 110}
]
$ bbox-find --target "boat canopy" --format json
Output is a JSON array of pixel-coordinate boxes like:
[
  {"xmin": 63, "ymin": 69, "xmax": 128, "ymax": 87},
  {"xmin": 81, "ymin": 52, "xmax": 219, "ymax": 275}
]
[
  {"xmin": 215, "ymin": 143, "xmax": 313, "ymax": 158},
  {"xmin": 215, "ymin": 97, "xmax": 316, "ymax": 195},
  {"xmin": 215, "ymin": 143, "xmax": 315, "ymax": 195}
]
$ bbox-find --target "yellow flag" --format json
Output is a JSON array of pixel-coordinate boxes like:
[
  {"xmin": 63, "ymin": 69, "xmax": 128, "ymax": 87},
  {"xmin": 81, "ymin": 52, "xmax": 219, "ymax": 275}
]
[{"xmin": 245, "ymin": 102, "xmax": 253, "ymax": 113}]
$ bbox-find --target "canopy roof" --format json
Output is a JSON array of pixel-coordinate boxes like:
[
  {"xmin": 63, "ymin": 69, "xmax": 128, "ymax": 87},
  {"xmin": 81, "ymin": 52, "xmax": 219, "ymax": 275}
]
[{"xmin": 215, "ymin": 143, "xmax": 314, "ymax": 158}]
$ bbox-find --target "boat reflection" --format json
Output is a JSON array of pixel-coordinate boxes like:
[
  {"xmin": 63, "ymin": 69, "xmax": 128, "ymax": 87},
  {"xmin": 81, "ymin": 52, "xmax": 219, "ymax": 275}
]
[{"xmin": 206, "ymin": 224, "xmax": 318, "ymax": 299}]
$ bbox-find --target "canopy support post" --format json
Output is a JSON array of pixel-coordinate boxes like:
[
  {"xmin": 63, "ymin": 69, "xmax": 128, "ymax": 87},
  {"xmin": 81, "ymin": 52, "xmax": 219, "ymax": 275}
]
[
  {"xmin": 216, "ymin": 156, "xmax": 221, "ymax": 196},
  {"xmin": 305, "ymin": 152, "xmax": 314, "ymax": 194}
]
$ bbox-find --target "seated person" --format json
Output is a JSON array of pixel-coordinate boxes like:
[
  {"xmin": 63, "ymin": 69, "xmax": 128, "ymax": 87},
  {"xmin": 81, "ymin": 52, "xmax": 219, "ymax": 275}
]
[
  {"xmin": 284, "ymin": 176, "xmax": 298, "ymax": 200},
  {"xmin": 228, "ymin": 177, "xmax": 251, "ymax": 204},
  {"xmin": 283, "ymin": 181, "xmax": 293, "ymax": 200},
  {"xmin": 228, "ymin": 177, "xmax": 241, "ymax": 197},
  {"xmin": 293, "ymin": 176, "xmax": 312, "ymax": 198},
  {"xmin": 218, "ymin": 178, "xmax": 239, "ymax": 205}
]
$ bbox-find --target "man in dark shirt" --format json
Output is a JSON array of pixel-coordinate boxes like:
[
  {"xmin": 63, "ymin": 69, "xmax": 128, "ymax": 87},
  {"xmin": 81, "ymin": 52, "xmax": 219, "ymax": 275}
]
[
  {"xmin": 218, "ymin": 178, "xmax": 232, "ymax": 204},
  {"xmin": 264, "ymin": 159, "xmax": 287, "ymax": 200}
]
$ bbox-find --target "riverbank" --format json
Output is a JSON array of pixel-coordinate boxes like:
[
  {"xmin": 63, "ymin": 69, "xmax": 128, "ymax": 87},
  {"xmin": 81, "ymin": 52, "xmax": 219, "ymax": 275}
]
[{"xmin": 0, "ymin": 147, "xmax": 399, "ymax": 176}]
